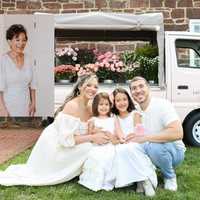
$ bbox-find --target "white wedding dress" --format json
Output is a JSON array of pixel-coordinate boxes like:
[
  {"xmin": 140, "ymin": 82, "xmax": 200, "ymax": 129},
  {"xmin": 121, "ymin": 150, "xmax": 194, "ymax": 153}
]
[{"xmin": 0, "ymin": 112, "xmax": 92, "ymax": 186}]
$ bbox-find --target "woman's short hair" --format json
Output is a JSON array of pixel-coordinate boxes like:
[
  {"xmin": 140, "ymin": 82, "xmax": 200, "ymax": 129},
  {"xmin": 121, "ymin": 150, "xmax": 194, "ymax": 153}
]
[
  {"xmin": 112, "ymin": 87, "xmax": 135, "ymax": 115},
  {"xmin": 6, "ymin": 24, "xmax": 28, "ymax": 41},
  {"xmin": 92, "ymin": 92, "xmax": 112, "ymax": 117}
]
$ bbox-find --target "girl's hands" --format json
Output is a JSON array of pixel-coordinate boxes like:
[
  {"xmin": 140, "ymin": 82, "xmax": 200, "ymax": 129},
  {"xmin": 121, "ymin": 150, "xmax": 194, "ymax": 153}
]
[{"xmin": 91, "ymin": 131, "xmax": 110, "ymax": 145}]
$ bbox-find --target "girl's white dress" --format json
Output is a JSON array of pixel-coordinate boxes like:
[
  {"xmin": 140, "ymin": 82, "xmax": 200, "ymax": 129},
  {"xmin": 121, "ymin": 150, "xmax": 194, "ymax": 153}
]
[
  {"xmin": 79, "ymin": 112, "xmax": 157, "ymax": 191},
  {"xmin": 0, "ymin": 112, "xmax": 92, "ymax": 186},
  {"xmin": 0, "ymin": 54, "xmax": 37, "ymax": 116},
  {"xmin": 79, "ymin": 117, "xmax": 116, "ymax": 191}
]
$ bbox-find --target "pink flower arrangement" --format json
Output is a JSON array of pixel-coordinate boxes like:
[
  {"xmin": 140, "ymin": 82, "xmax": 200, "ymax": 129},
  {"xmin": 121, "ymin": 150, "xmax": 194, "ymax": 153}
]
[
  {"xmin": 54, "ymin": 65, "xmax": 77, "ymax": 81},
  {"xmin": 95, "ymin": 51, "xmax": 124, "ymax": 73}
]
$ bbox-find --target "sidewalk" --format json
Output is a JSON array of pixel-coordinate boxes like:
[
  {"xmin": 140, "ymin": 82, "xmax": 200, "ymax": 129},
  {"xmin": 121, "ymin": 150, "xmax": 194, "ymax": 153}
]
[{"xmin": 0, "ymin": 128, "xmax": 42, "ymax": 164}]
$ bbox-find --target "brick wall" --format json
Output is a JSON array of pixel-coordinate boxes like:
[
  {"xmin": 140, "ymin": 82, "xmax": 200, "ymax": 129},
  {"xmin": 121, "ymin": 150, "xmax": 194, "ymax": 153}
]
[{"xmin": 1, "ymin": 0, "xmax": 200, "ymax": 31}]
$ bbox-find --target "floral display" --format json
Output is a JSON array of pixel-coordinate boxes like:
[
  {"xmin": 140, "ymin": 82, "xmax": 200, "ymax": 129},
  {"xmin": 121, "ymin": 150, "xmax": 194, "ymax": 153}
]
[{"xmin": 54, "ymin": 45, "xmax": 159, "ymax": 84}]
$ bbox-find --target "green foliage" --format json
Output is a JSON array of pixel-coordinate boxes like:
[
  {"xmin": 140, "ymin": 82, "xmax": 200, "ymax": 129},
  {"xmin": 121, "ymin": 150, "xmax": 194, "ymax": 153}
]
[
  {"xmin": 122, "ymin": 44, "xmax": 159, "ymax": 84},
  {"xmin": 76, "ymin": 49, "xmax": 96, "ymax": 65},
  {"xmin": 135, "ymin": 44, "xmax": 158, "ymax": 58}
]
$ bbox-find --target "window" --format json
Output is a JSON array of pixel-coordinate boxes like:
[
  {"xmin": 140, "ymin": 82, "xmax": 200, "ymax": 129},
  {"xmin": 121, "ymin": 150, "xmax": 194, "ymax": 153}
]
[
  {"xmin": 176, "ymin": 39, "xmax": 200, "ymax": 68},
  {"xmin": 189, "ymin": 20, "xmax": 200, "ymax": 67}
]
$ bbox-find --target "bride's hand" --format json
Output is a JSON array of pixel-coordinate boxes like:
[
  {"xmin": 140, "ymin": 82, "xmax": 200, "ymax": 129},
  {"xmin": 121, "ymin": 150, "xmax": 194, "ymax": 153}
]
[{"xmin": 91, "ymin": 131, "xmax": 110, "ymax": 145}]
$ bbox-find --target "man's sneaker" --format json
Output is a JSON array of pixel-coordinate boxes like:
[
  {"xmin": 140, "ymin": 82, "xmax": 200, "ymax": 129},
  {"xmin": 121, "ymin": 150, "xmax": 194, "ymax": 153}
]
[
  {"xmin": 164, "ymin": 177, "xmax": 177, "ymax": 191},
  {"xmin": 136, "ymin": 181, "xmax": 144, "ymax": 193},
  {"xmin": 142, "ymin": 179, "xmax": 155, "ymax": 197}
]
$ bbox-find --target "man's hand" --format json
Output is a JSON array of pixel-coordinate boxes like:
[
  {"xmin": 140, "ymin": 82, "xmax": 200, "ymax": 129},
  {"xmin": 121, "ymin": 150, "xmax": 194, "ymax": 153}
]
[{"xmin": 125, "ymin": 133, "xmax": 148, "ymax": 144}]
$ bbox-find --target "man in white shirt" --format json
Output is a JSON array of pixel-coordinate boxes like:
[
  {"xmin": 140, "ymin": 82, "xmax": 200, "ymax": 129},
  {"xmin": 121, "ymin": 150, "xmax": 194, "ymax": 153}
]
[{"xmin": 127, "ymin": 76, "xmax": 185, "ymax": 192}]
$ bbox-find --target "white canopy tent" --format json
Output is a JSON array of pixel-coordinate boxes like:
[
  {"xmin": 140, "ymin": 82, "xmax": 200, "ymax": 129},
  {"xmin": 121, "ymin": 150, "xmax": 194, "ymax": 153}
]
[{"xmin": 54, "ymin": 12, "xmax": 164, "ymax": 87}]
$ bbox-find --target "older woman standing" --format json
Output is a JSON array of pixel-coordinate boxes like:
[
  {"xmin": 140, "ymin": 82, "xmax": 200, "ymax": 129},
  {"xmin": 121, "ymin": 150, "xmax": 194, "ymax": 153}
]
[
  {"xmin": 0, "ymin": 74, "xmax": 110, "ymax": 186},
  {"xmin": 0, "ymin": 24, "xmax": 36, "ymax": 117}
]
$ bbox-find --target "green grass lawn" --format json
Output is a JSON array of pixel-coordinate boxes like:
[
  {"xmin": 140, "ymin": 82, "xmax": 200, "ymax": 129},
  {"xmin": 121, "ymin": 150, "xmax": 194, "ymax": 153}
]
[{"xmin": 0, "ymin": 147, "xmax": 200, "ymax": 200}]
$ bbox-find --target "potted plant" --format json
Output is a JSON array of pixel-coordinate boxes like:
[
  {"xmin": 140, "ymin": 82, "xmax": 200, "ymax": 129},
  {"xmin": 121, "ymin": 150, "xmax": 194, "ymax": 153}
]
[
  {"xmin": 95, "ymin": 51, "xmax": 125, "ymax": 83},
  {"xmin": 54, "ymin": 65, "xmax": 77, "ymax": 83}
]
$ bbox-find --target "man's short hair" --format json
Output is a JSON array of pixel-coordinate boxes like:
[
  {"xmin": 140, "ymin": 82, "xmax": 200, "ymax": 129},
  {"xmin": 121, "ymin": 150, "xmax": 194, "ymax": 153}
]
[{"xmin": 129, "ymin": 76, "xmax": 149, "ymax": 90}]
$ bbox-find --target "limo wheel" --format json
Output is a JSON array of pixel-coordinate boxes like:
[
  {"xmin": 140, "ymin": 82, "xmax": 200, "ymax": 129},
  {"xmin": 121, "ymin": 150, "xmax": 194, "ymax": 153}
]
[{"xmin": 183, "ymin": 113, "xmax": 200, "ymax": 147}]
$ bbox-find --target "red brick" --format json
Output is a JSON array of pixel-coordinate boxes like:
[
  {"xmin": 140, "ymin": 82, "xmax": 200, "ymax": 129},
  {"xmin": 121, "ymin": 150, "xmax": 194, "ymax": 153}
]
[
  {"xmin": 88, "ymin": 43, "xmax": 96, "ymax": 49},
  {"xmin": 71, "ymin": 43, "xmax": 89, "ymax": 49},
  {"xmin": 7, "ymin": 10, "xmax": 33, "ymax": 14},
  {"xmin": 43, "ymin": 0, "xmax": 60, "ymax": 2},
  {"xmin": 175, "ymin": 19, "xmax": 185, "ymax": 23},
  {"xmin": 90, "ymin": 8, "xmax": 99, "ymax": 11},
  {"xmin": 130, "ymin": 0, "xmax": 149, "ymax": 8},
  {"xmin": 2, "ymin": 3, "xmax": 15, "ymax": 7},
  {"xmin": 84, "ymin": 0, "xmax": 95, "ymax": 8},
  {"xmin": 115, "ymin": 44, "xmax": 135, "ymax": 52},
  {"xmin": 164, "ymin": 18, "xmax": 174, "ymax": 24},
  {"xmin": 43, "ymin": 3, "xmax": 61, "ymax": 9},
  {"xmin": 151, "ymin": 9, "xmax": 170, "ymax": 18},
  {"xmin": 16, "ymin": 2, "xmax": 27, "ymax": 9},
  {"xmin": 150, "ymin": 0, "xmax": 163, "ymax": 7},
  {"xmin": 161, "ymin": 10, "xmax": 170, "ymax": 18},
  {"xmin": 96, "ymin": 43, "xmax": 113, "ymax": 53},
  {"xmin": 109, "ymin": 0, "xmax": 128, "ymax": 9},
  {"xmin": 177, "ymin": 0, "xmax": 193, "ymax": 7},
  {"xmin": 33, "ymin": 9, "xmax": 60, "ymax": 14},
  {"xmin": 61, "ymin": 9, "xmax": 76, "ymax": 13},
  {"xmin": 194, "ymin": 1, "xmax": 200, "ymax": 7},
  {"xmin": 187, "ymin": 8, "xmax": 200, "ymax": 18},
  {"xmin": 28, "ymin": 2, "xmax": 42, "ymax": 9},
  {"xmin": 171, "ymin": 8, "xmax": 184, "ymax": 18},
  {"xmin": 95, "ymin": 0, "xmax": 107, "ymax": 8},
  {"xmin": 164, "ymin": 23, "xmax": 188, "ymax": 31},
  {"xmin": 77, "ymin": 9, "xmax": 90, "ymax": 13},
  {"xmin": 164, "ymin": 0, "xmax": 176, "ymax": 8},
  {"xmin": 63, "ymin": 3, "xmax": 83, "ymax": 9},
  {"xmin": 124, "ymin": 9, "xmax": 135, "ymax": 13}
]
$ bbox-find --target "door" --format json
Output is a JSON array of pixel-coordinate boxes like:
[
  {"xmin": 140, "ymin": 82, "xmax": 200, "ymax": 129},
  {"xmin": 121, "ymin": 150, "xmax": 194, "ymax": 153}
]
[{"xmin": 165, "ymin": 32, "xmax": 200, "ymax": 119}]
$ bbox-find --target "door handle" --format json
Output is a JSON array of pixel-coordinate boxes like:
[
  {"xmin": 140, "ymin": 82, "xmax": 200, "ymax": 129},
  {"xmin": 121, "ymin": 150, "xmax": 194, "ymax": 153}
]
[{"xmin": 177, "ymin": 85, "xmax": 188, "ymax": 89}]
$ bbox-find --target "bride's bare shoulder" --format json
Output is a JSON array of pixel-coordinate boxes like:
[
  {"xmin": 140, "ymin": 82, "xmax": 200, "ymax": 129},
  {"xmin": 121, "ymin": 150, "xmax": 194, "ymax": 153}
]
[{"xmin": 62, "ymin": 99, "xmax": 79, "ymax": 116}]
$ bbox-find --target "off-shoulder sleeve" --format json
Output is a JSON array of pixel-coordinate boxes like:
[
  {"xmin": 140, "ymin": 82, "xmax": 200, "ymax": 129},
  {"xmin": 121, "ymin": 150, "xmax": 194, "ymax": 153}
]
[
  {"xmin": 54, "ymin": 113, "xmax": 81, "ymax": 147},
  {"xmin": 0, "ymin": 56, "xmax": 6, "ymax": 92}
]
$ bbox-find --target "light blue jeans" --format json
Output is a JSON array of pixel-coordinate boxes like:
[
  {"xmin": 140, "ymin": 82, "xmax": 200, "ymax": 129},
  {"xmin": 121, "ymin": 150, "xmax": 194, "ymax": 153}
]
[{"xmin": 142, "ymin": 142, "xmax": 185, "ymax": 179}]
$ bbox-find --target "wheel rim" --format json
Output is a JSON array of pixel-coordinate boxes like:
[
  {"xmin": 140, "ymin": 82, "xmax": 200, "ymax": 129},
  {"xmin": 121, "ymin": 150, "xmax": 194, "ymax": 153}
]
[{"xmin": 192, "ymin": 120, "xmax": 200, "ymax": 143}]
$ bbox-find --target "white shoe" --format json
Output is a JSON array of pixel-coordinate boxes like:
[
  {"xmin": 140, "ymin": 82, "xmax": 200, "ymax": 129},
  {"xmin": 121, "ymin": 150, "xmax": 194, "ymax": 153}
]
[
  {"xmin": 136, "ymin": 182, "xmax": 144, "ymax": 193},
  {"xmin": 164, "ymin": 177, "xmax": 177, "ymax": 191},
  {"xmin": 143, "ymin": 179, "xmax": 155, "ymax": 197}
]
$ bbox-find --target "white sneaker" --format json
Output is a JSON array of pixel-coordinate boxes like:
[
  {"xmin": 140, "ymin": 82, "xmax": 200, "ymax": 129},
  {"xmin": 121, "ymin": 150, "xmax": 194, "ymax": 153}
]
[
  {"xmin": 143, "ymin": 179, "xmax": 155, "ymax": 197},
  {"xmin": 164, "ymin": 177, "xmax": 177, "ymax": 191},
  {"xmin": 136, "ymin": 181, "xmax": 144, "ymax": 193}
]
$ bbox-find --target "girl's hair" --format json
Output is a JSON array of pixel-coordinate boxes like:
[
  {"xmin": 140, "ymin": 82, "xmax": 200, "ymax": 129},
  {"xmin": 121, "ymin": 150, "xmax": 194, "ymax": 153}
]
[
  {"xmin": 112, "ymin": 87, "xmax": 135, "ymax": 115},
  {"xmin": 92, "ymin": 92, "xmax": 112, "ymax": 117},
  {"xmin": 6, "ymin": 24, "xmax": 28, "ymax": 41},
  {"xmin": 55, "ymin": 74, "xmax": 98, "ymax": 117}
]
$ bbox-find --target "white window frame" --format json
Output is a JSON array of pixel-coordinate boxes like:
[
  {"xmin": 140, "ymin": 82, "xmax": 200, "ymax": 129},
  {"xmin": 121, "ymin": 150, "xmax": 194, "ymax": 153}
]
[{"xmin": 189, "ymin": 20, "xmax": 200, "ymax": 66}]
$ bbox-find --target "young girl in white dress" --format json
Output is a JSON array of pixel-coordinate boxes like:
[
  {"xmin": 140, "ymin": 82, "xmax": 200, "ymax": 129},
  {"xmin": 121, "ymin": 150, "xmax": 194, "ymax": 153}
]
[
  {"xmin": 112, "ymin": 88, "xmax": 157, "ymax": 196},
  {"xmin": 79, "ymin": 92, "xmax": 118, "ymax": 191},
  {"xmin": 79, "ymin": 90, "xmax": 157, "ymax": 197}
]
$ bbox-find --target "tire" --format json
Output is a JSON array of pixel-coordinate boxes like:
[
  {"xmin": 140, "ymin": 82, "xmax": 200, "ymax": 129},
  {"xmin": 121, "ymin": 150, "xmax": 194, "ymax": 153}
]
[{"xmin": 183, "ymin": 113, "xmax": 200, "ymax": 147}]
